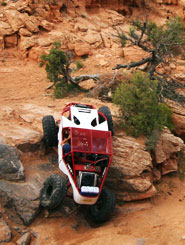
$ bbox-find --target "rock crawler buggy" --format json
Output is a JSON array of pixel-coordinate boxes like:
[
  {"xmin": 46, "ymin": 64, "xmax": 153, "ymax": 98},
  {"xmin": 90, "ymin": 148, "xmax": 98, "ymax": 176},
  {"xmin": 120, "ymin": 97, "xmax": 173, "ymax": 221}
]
[{"xmin": 40, "ymin": 103, "xmax": 115, "ymax": 222}]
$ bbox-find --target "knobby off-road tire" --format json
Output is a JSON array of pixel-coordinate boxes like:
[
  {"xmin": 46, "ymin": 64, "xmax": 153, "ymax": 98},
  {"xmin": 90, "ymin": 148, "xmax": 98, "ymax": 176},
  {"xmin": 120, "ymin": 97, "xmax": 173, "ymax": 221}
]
[
  {"xmin": 40, "ymin": 174, "xmax": 67, "ymax": 209},
  {"xmin": 42, "ymin": 115, "xmax": 58, "ymax": 147},
  {"xmin": 98, "ymin": 106, "xmax": 114, "ymax": 136},
  {"xmin": 88, "ymin": 188, "xmax": 116, "ymax": 223}
]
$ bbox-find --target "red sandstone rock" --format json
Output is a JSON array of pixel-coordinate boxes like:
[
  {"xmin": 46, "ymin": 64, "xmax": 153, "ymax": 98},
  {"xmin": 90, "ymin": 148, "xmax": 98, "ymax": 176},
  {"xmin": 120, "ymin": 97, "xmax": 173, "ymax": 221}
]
[{"xmin": 155, "ymin": 127, "xmax": 184, "ymax": 175}]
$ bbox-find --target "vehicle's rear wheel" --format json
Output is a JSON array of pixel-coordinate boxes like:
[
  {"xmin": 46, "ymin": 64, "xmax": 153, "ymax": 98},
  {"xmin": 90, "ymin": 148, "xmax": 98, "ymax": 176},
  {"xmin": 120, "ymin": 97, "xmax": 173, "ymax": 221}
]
[
  {"xmin": 88, "ymin": 188, "xmax": 115, "ymax": 222},
  {"xmin": 40, "ymin": 174, "xmax": 67, "ymax": 209},
  {"xmin": 42, "ymin": 115, "xmax": 58, "ymax": 147},
  {"xmin": 98, "ymin": 106, "xmax": 114, "ymax": 136}
]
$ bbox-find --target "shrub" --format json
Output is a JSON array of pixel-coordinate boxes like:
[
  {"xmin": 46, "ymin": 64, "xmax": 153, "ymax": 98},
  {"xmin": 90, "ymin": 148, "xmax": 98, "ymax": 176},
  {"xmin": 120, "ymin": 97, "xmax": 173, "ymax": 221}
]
[
  {"xmin": 113, "ymin": 71, "xmax": 174, "ymax": 137},
  {"xmin": 40, "ymin": 41, "xmax": 68, "ymax": 85},
  {"xmin": 40, "ymin": 41, "xmax": 82, "ymax": 97},
  {"xmin": 114, "ymin": 17, "xmax": 185, "ymax": 104},
  {"xmin": 76, "ymin": 60, "xmax": 83, "ymax": 70}
]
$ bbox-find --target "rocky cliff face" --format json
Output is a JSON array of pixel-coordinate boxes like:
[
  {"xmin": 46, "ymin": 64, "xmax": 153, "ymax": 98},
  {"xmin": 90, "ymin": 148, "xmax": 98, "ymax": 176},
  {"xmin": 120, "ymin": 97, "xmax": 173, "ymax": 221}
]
[
  {"xmin": 0, "ymin": 0, "xmax": 185, "ymax": 52},
  {"xmin": 0, "ymin": 0, "xmax": 184, "ymax": 234}
]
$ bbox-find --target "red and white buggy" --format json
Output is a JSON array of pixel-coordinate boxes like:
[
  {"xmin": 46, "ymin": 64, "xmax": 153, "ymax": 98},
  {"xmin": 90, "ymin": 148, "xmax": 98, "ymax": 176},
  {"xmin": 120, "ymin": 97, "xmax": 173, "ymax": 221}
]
[{"xmin": 40, "ymin": 103, "xmax": 115, "ymax": 222}]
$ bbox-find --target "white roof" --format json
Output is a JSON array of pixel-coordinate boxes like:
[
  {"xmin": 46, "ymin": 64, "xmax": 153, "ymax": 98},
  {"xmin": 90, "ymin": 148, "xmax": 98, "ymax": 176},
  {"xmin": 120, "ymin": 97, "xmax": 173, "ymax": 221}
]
[{"xmin": 62, "ymin": 106, "xmax": 108, "ymax": 131}]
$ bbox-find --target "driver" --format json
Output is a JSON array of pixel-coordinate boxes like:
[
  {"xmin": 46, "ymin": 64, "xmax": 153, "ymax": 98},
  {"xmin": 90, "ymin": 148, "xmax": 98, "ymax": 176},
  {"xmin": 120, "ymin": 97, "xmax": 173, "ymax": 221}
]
[{"xmin": 62, "ymin": 131, "xmax": 71, "ymax": 154}]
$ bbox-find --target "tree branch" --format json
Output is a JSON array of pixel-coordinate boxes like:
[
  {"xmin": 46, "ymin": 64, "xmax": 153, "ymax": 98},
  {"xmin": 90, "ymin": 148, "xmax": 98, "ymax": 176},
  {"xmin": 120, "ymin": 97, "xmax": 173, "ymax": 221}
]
[
  {"xmin": 153, "ymin": 72, "xmax": 185, "ymax": 104},
  {"xmin": 112, "ymin": 57, "xmax": 152, "ymax": 70},
  {"xmin": 137, "ymin": 21, "xmax": 146, "ymax": 44},
  {"xmin": 45, "ymin": 74, "xmax": 100, "ymax": 90},
  {"xmin": 72, "ymin": 74, "xmax": 100, "ymax": 83},
  {"xmin": 113, "ymin": 27, "xmax": 154, "ymax": 53}
]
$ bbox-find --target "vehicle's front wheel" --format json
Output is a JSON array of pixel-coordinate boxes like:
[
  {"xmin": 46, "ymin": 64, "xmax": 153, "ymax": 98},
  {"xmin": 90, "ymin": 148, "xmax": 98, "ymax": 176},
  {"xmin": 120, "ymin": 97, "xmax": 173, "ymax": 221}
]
[
  {"xmin": 88, "ymin": 188, "xmax": 115, "ymax": 222},
  {"xmin": 42, "ymin": 115, "xmax": 58, "ymax": 147},
  {"xmin": 40, "ymin": 174, "xmax": 67, "ymax": 209},
  {"xmin": 98, "ymin": 106, "xmax": 114, "ymax": 136}
]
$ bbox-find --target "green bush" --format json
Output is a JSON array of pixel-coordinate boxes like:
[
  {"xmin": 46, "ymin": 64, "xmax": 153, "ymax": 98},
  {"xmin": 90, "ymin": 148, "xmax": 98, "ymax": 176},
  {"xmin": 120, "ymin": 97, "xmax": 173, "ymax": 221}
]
[
  {"xmin": 40, "ymin": 41, "xmax": 68, "ymax": 85},
  {"xmin": 40, "ymin": 41, "xmax": 82, "ymax": 98},
  {"xmin": 113, "ymin": 71, "xmax": 174, "ymax": 137}
]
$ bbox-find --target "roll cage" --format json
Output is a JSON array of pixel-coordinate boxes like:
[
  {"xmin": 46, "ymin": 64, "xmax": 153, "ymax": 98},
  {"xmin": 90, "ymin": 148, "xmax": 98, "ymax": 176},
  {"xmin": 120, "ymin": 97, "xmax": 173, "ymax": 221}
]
[
  {"xmin": 62, "ymin": 127, "xmax": 112, "ymax": 196},
  {"xmin": 60, "ymin": 103, "xmax": 113, "ymax": 197}
]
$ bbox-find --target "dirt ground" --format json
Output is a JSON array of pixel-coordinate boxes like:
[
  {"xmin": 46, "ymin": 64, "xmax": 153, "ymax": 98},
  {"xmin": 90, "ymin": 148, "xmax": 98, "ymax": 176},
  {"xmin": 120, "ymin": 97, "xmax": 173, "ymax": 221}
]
[
  {"xmin": 0, "ymin": 50, "xmax": 185, "ymax": 245},
  {"xmin": 29, "ymin": 175, "xmax": 185, "ymax": 245}
]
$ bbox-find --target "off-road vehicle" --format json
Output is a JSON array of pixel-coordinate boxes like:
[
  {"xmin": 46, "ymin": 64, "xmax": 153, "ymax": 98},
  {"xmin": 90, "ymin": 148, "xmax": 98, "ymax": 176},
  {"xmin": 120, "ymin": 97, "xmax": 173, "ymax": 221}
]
[{"xmin": 40, "ymin": 103, "xmax": 115, "ymax": 222}]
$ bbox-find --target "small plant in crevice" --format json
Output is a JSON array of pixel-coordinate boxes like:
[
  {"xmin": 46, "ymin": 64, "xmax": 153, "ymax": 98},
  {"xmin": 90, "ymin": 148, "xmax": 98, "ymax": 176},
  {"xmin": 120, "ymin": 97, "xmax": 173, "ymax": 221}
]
[
  {"xmin": 75, "ymin": 60, "xmax": 83, "ymax": 70},
  {"xmin": 1, "ymin": 1, "xmax": 7, "ymax": 6},
  {"xmin": 39, "ymin": 61, "xmax": 44, "ymax": 67}
]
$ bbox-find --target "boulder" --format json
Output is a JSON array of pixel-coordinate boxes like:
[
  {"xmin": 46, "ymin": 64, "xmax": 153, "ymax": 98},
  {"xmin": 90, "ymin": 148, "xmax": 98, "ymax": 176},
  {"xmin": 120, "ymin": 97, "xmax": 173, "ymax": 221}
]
[
  {"xmin": 0, "ymin": 179, "xmax": 41, "ymax": 226},
  {"xmin": 0, "ymin": 21, "xmax": 13, "ymax": 36},
  {"xmin": 99, "ymin": 59, "xmax": 109, "ymax": 67},
  {"xmin": 17, "ymin": 3, "xmax": 33, "ymax": 15},
  {"xmin": 74, "ymin": 42, "xmax": 91, "ymax": 56},
  {"xmin": 39, "ymin": 19, "xmax": 54, "ymax": 31},
  {"xmin": 173, "ymin": 113, "xmax": 185, "ymax": 140},
  {"xmin": 0, "ymin": 37, "xmax": 4, "ymax": 49},
  {"xmin": 84, "ymin": 30, "xmax": 102, "ymax": 45},
  {"xmin": 29, "ymin": 46, "xmax": 47, "ymax": 61},
  {"xmin": 155, "ymin": 127, "xmax": 184, "ymax": 175},
  {"xmin": 34, "ymin": 7, "xmax": 51, "ymax": 20},
  {"xmin": 0, "ymin": 144, "xmax": 25, "ymax": 181},
  {"xmin": 25, "ymin": 16, "xmax": 39, "ymax": 33},
  {"xmin": 0, "ymin": 125, "xmax": 41, "ymax": 148},
  {"xmin": 4, "ymin": 10, "xmax": 25, "ymax": 32},
  {"xmin": 0, "ymin": 215, "xmax": 12, "ymax": 243},
  {"xmin": 48, "ymin": 30, "xmax": 68, "ymax": 46},
  {"xmin": 101, "ymin": 32, "xmax": 112, "ymax": 48},
  {"xmin": 174, "ymin": 73, "xmax": 185, "ymax": 81},
  {"xmin": 19, "ymin": 28, "xmax": 32, "ymax": 37},
  {"xmin": 166, "ymin": 100, "xmax": 185, "ymax": 140},
  {"xmin": 74, "ymin": 22, "xmax": 88, "ymax": 32},
  {"xmin": 112, "ymin": 136, "xmax": 152, "ymax": 177},
  {"xmin": 4, "ymin": 34, "xmax": 18, "ymax": 48},
  {"xmin": 0, "ymin": 104, "xmax": 60, "ymax": 146},
  {"xmin": 117, "ymin": 185, "xmax": 157, "ymax": 202},
  {"xmin": 123, "ymin": 46, "xmax": 148, "ymax": 62},
  {"xmin": 20, "ymin": 35, "xmax": 38, "ymax": 51},
  {"xmin": 106, "ymin": 135, "xmax": 156, "ymax": 201},
  {"xmin": 38, "ymin": 37, "xmax": 52, "ymax": 47},
  {"xmin": 74, "ymin": 17, "xmax": 98, "ymax": 32},
  {"xmin": 16, "ymin": 232, "xmax": 31, "ymax": 245},
  {"xmin": 105, "ymin": 9, "xmax": 125, "ymax": 25}
]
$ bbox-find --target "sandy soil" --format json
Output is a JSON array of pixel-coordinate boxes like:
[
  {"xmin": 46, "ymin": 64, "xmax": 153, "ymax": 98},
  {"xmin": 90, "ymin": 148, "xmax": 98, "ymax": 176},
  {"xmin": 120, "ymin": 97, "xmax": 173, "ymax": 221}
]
[
  {"xmin": 29, "ymin": 175, "xmax": 185, "ymax": 245},
  {"xmin": 0, "ymin": 50, "xmax": 185, "ymax": 245}
]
